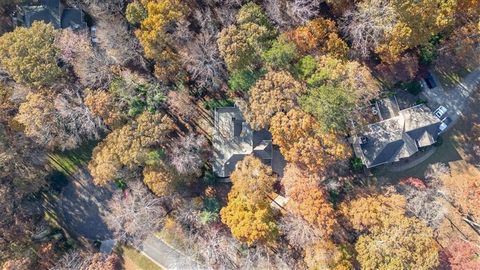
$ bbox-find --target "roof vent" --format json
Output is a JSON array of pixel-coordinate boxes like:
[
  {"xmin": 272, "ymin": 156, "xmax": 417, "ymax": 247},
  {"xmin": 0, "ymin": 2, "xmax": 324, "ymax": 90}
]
[{"xmin": 360, "ymin": 136, "xmax": 368, "ymax": 145}]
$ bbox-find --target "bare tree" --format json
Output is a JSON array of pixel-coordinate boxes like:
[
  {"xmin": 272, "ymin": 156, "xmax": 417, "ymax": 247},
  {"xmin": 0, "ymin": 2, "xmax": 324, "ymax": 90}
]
[
  {"xmin": 168, "ymin": 133, "xmax": 210, "ymax": 176},
  {"xmin": 403, "ymin": 186, "xmax": 447, "ymax": 229},
  {"xmin": 341, "ymin": 0, "xmax": 397, "ymax": 57},
  {"xmin": 181, "ymin": 31, "xmax": 227, "ymax": 90},
  {"xmin": 424, "ymin": 162, "xmax": 450, "ymax": 187},
  {"xmin": 264, "ymin": 0, "xmax": 289, "ymax": 28},
  {"xmin": 104, "ymin": 181, "xmax": 167, "ymax": 248},
  {"xmin": 279, "ymin": 214, "xmax": 322, "ymax": 248},
  {"xmin": 55, "ymin": 29, "xmax": 114, "ymax": 89},
  {"xmin": 53, "ymin": 251, "xmax": 92, "ymax": 270},
  {"xmin": 286, "ymin": 0, "xmax": 321, "ymax": 25},
  {"xmin": 166, "ymin": 90, "xmax": 197, "ymax": 122}
]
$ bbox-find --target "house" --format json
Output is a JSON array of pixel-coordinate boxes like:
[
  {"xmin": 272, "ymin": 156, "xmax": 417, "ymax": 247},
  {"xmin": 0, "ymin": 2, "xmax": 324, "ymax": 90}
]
[
  {"xmin": 353, "ymin": 96, "xmax": 442, "ymax": 168},
  {"xmin": 212, "ymin": 106, "xmax": 284, "ymax": 178},
  {"xmin": 19, "ymin": 0, "xmax": 87, "ymax": 29}
]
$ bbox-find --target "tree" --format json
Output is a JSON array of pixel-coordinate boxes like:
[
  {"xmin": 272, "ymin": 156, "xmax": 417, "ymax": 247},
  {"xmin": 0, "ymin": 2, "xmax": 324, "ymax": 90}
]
[
  {"xmin": 246, "ymin": 71, "xmax": 306, "ymax": 130},
  {"xmin": 166, "ymin": 90, "xmax": 197, "ymax": 121},
  {"xmin": 270, "ymin": 109, "xmax": 351, "ymax": 172},
  {"xmin": 286, "ymin": 0, "xmax": 321, "ymax": 25},
  {"xmin": 220, "ymin": 156, "xmax": 278, "ymax": 245},
  {"xmin": 15, "ymin": 89, "xmax": 105, "ymax": 150},
  {"xmin": 88, "ymin": 112, "xmax": 174, "ymax": 185},
  {"xmin": 168, "ymin": 134, "xmax": 209, "ymax": 176},
  {"xmin": 285, "ymin": 18, "xmax": 348, "ymax": 58},
  {"xmin": 435, "ymin": 22, "xmax": 480, "ymax": 72},
  {"xmin": 220, "ymin": 195, "xmax": 278, "ymax": 246},
  {"xmin": 142, "ymin": 164, "xmax": 177, "ymax": 197},
  {"xmin": 305, "ymin": 56, "xmax": 381, "ymax": 105},
  {"xmin": 0, "ymin": 126, "xmax": 49, "ymax": 197},
  {"xmin": 217, "ymin": 2, "xmax": 275, "ymax": 72},
  {"xmin": 341, "ymin": 0, "xmax": 397, "ymax": 58},
  {"xmin": 104, "ymin": 181, "xmax": 166, "ymax": 247},
  {"xmin": 440, "ymin": 161, "xmax": 480, "ymax": 221},
  {"xmin": 443, "ymin": 240, "xmax": 480, "ymax": 270},
  {"xmin": 84, "ymin": 89, "xmax": 127, "ymax": 128},
  {"xmin": 229, "ymin": 155, "xmax": 276, "ymax": 204},
  {"xmin": 261, "ymin": 35, "xmax": 298, "ymax": 70},
  {"xmin": 286, "ymin": 175, "xmax": 336, "ymax": 238},
  {"xmin": 0, "ymin": 22, "xmax": 61, "ymax": 87},
  {"xmin": 181, "ymin": 31, "xmax": 227, "ymax": 90},
  {"xmin": 135, "ymin": 0, "xmax": 185, "ymax": 60},
  {"xmin": 340, "ymin": 193, "xmax": 406, "ymax": 231},
  {"xmin": 355, "ymin": 216, "xmax": 439, "ymax": 269},
  {"xmin": 279, "ymin": 214, "xmax": 322, "ymax": 248},
  {"xmin": 304, "ymin": 241, "xmax": 353, "ymax": 270},
  {"xmin": 401, "ymin": 185, "xmax": 446, "ymax": 229},
  {"xmin": 55, "ymin": 29, "xmax": 113, "ymax": 89},
  {"xmin": 135, "ymin": 0, "xmax": 186, "ymax": 81},
  {"xmin": 126, "ymin": 1, "xmax": 147, "ymax": 25},
  {"xmin": 376, "ymin": 0, "xmax": 457, "ymax": 63},
  {"xmin": 300, "ymin": 85, "xmax": 354, "ymax": 133}
]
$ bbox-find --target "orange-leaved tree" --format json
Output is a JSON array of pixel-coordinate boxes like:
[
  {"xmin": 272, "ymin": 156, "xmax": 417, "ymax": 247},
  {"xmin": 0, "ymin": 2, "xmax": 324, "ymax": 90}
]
[{"xmin": 270, "ymin": 109, "xmax": 351, "ymax": 173}]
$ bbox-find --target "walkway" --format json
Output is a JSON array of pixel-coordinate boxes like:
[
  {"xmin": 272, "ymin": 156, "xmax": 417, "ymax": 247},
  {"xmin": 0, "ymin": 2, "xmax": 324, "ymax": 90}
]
[{"xmin": 141, "ymin": 235, "xmax": 208, "ymax": 270}]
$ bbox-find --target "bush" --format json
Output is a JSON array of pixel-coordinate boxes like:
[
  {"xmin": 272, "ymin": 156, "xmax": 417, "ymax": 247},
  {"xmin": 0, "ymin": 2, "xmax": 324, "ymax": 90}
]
[
  {"xmin": 351, "ymin": 157, "xmax": 364, "ymax": 172},
  {"xmin": 402, "ymin": 81, "xmax": 422, "ymax": 96}
]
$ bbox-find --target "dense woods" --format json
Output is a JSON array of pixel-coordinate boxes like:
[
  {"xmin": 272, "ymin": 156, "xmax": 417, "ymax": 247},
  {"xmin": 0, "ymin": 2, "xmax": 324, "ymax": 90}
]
[{"xmin": 0, "ymin": 0, "xmax": 479, "ymax": 269}]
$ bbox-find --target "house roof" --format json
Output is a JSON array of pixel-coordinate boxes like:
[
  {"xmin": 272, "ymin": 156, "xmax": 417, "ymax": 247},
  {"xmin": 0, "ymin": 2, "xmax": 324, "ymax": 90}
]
[
  {"xmin": 353, "ymin": 102, "xmax": 441, "ymax": 168},
  {"xmin": 212, "ymin": 106, "xmax": 275, "ymax": 177},
  {"xmin": 21, "ymin": 0, "xmax": 86, "ymax": 29}
]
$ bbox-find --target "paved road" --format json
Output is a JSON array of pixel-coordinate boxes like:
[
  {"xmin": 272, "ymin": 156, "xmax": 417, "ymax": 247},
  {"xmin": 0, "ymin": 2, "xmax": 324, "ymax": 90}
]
[
  {"xmin": 421, "ymin": 67, "xmax": 480, "ymax": 126},
  {"xmin": 141, "ymin": 235, "xmax": 208, "ymax": 270}
]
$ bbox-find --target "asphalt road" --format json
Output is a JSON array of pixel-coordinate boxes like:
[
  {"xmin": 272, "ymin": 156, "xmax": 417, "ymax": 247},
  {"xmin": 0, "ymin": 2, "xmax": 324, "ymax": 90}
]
[{"xmin": 141, "ymin": 235, "xmax": 208, "ymax": 270}]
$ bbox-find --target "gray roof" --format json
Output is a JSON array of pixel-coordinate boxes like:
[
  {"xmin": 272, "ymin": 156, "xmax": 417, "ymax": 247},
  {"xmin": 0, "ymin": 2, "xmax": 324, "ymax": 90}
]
[
  {"xmin": 212, "ymin": 106, "xmax": 274, "ymax": 177},
  {"xmin": 21, "ymin": 0, "xmax": 86, "ymax": 29},
  {"xmin": 353, "ymin": 103, "xmax": 441, "ymax": 168}
]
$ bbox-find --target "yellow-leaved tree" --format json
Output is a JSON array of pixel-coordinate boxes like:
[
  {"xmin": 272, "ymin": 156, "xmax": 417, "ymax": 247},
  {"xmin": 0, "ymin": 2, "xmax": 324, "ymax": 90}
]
[
  {"xmin": 0, "ymin": 22, "xmax": 62, "ymax": 87},
  {"xmin": 220, "ymin": 156, "xmax": 278, "ymax": 245},
  {"xmin": 88, "ymin": 112, "xmax": 174, "ymax": 185}
]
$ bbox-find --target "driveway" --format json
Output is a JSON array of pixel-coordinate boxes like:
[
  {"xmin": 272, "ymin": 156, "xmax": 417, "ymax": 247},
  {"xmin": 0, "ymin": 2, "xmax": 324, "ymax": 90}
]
[
  {"xmin": 58, "ymin": 168, "xmax": 115, "ymax": 240},
  {"xmin": 420, "ymin": 67, "xmax": 480, "ymax": 125}
]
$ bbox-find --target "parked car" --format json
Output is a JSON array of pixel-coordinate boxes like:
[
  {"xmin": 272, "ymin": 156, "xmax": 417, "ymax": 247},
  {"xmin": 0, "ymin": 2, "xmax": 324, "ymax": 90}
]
[
  {"xmin": 434, "ymin": 106, "xmax": 447, "ymax": 119},
  {"xmin": 439, "ymin": 116, "xmax": 453, "ymax": 133},
  {"xmin": 423, "ymin": 72, "xmax": 437, "ymax": 89}
]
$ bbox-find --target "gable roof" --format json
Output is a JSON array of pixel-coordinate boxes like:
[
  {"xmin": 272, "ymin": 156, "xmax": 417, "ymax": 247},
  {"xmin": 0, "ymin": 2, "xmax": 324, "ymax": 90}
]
[
  {"xmin": 212, "ymin": 106, "xmax": 274, "ymax": 177},
  {"xmin": 21, "ymin": 0, "xmax": 86, "ymax": 29},
  {"xmin": 353, "ymin": 102, "xmax": 441, "ymax": 168}
]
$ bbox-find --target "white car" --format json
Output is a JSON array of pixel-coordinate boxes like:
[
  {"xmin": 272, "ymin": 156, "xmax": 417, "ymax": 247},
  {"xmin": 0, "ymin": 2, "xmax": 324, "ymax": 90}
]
[{"xmin": 434, "ymin": 106, "xmax": 447, "ymax": 119}]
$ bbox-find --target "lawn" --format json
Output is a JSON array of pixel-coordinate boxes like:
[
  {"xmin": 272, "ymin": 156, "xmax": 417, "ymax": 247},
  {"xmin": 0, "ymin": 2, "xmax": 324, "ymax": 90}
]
[
  {"xmin": 121, "ymin": 246, "xmax": 164, "ymax": 270},
  {"xmin": 372, "ymin": 136, "xmax": 463, "ymax": 183},
  {"xmin": 48, "ymin": 140, "xmax": 98, "ymax": 176}
]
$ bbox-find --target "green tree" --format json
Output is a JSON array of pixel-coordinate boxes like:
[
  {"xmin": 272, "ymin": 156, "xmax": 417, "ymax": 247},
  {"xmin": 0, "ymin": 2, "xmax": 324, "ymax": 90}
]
[
  {"xmin": 126, "ymin": 1, "xmax": 147, "ymax": 25},
  {"xmin": 0, "ymin": 22, "xmax": 61, "ymax": 87},
  {"xmin": 261, "ymin": 36, "xmax": 298, "ymax": 70},
  {"xmin": 300, "ymin": 85, "xmax": 354, "ymax": 133}
]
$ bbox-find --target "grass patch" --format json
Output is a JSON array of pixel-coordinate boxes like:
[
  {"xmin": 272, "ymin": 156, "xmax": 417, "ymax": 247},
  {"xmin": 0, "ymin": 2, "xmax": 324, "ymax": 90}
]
[
  {"xmin": 48, "ymin": 140, "xmax": 98, "ymax": 175},
  {"xmin": 203, "ymin": 98, "xmax": 234, "ymax": 110},
  {"xmin": 121, "ymin": 246, "xmax": 164, "ymax": 270}
]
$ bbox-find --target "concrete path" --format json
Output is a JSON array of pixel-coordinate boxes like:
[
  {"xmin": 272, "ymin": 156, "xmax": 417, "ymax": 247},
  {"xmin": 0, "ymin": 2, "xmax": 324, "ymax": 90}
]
[{"xmin": 141, "ymin": 235, "xmax": 208, "ymax": 270}]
